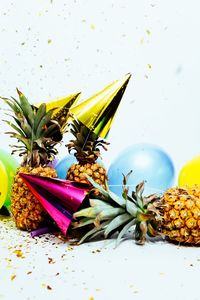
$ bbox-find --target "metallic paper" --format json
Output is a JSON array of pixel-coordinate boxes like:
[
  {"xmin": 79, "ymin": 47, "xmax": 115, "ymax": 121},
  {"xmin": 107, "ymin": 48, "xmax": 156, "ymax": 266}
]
[
  {"xmin": 20, "ymin": 173, "xmax": 89, "ymax": 235},
  {"xmin": 35, "ymin": 92, "xmax": 81, "ymax": 130},
  {"xmin": 70, "ymin": 73, "xmax": 131, "ymax": 138}
]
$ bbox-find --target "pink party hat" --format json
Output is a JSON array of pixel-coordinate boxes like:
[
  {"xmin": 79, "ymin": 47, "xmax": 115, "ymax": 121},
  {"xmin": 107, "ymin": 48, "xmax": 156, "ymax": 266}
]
[{"xmin": 20, "ymin": 173, "xmax": 90, "ymax": 235}]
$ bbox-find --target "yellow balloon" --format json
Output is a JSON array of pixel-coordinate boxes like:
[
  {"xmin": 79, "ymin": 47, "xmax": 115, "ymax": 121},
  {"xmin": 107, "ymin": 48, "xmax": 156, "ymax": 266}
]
[
  {"xmin": 0, "ymin": 161, "xmax": 8, "ymax": 208},
  {"xmin": 178, "ymin": 155, "xmax": 200, "ymax": 187}
]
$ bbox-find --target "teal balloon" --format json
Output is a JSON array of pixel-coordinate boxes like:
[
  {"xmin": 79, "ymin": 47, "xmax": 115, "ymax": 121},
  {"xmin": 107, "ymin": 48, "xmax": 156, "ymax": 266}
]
[
  {"xmin": 55, "ymin": 155, "xmax": 76, "ymax": 179},
  {"xmin": 108, "ymin": 143, "xmax": 175, "ymax": 196}
]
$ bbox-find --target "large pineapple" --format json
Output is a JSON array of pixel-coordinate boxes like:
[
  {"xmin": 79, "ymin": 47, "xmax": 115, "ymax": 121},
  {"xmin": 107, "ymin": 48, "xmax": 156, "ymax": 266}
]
[
  {"xmin": 72, "ymin": 172, "xmax": 200, "ymax": 245},
  {"xmin": 66, "ymin": 119, "xmax": 109, "ymax": 190},
  {"xmin": 2, "ymin": 89, "xmax": 62, "ymax": 231}
]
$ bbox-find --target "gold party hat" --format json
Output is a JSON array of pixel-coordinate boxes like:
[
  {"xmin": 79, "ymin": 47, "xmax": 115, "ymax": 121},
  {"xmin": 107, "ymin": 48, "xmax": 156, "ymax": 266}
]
[
  {"xmin": 36, "ymin": 92, "xmax": 81, "ymax": 130},
  {"xmin": 70, "ymin": 73, "xmax": 131, "ymax": 138}
]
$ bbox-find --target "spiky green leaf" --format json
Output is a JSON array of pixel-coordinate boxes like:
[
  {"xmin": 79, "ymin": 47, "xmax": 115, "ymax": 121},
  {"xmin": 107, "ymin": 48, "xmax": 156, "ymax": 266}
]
[
  {"xmin": 72, "ymin": 218, "xmax": 95, "ymax": 229},
  {"xmin": 126, "ymin": 199, "xmax": 137, "ymax": 216},
  {"xmin": 115, "ymin": 219, "xmax": 136, "ymax": 247},
  {"xmin": 85, "ymin": 175, "xmax": 110, "ymax": 199},
  {"xmin": 77, "ymin": 221, "xmax": 110, "ymax": 244},
  {"xmin": 96, "ymin": 207, "xmax": 125, "ymax": 221},
  {"xmin": 6, "ymin": 133, "xmax": 30, "ymax": 150},
  {"xmin": 35, "ymin": 109, "xmax": 54, "ymax": 139},
  {"xmin": 104, "ymin": 213, "xmax": 132, "ymax": 238},
  {"xmin": 3, "ymin": 120, "xmax": 26, "ymax": 137},
  {"xmin": 16, "ymin": 89, "xmax": 34, "ymax": 126},
  {"xmin": 33, "ymin": 103, "xmax": 46, "ymax": 132},
  {"xmin": 108, "ymin": 191, "xmax": 126, "ymax": 207},
  {"xmin": 73, "ymin": 206, "xmax": 103, "ymax": 219},
  {"xmin": 89, "ymin": 199, "xmax": 113, "ymax": 208}
]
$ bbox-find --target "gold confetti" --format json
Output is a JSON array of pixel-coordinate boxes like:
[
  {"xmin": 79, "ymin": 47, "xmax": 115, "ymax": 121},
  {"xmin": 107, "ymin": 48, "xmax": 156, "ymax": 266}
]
[
  {"xmin": 10, "ymin": 274, "xmax": 16, "ymax": 281},
  {"xmin": 91, "ymin": 24, "xmax": 95, "ymax": 30},
  {"xmin": 48, "ymin": 39, "xmax": 52, "ymax": 44},
  {"xmin": 146, "ymin": 29, "xmax": 151, "ymax": 35},
  {"xmin": 147, "ymin": 64, "xmax": 152, "ymax": 69},
  {"xmin": 67, "ymin": 246, "xmax": 74, "ymax": 251},
  {"xmin": 27, "ymin": 271, "xmax": 32, "ymax": 275},
  {"xmin": 13, "ymin": 249, "xmax": 24, "ymax": 258}
]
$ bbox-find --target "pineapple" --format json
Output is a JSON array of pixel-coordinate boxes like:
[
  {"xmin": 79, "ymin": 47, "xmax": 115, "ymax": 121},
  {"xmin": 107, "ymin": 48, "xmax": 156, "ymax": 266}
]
[
  {"xmin": 2, "ymin": 89, "xmax": 62, "ymax": 231},
  {"xmin": 72, "ymin": 172, "xmax": 200, "ymax": 245},
  {"xmin": 66, "ymin": 119, "xmax": 109, "ymax": 190},
  {"xmin": 162, "ymin": 186, "xmax": 200, "ymax": 244}
]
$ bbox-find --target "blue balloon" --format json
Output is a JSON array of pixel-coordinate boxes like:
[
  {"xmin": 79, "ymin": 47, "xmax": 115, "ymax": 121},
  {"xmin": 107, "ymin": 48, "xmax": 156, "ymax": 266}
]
[
  {"xmin": 55, "ymin": 155, "xmax": 76, "ymax": 179},
  {"xmin": 108, "ymin": 143, "xmax": 175, "ymax": 196}
]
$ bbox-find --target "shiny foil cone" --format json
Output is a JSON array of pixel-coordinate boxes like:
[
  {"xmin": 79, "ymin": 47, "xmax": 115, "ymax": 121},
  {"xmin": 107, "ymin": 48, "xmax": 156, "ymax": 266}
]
[
  {"xmin": 70, "ymin": 73, "xmax": 131, "ymax": 138},
  {"xmin": 19, "ymin": 173, "xmax": 90, "ymax": 236},
  {"xmin": 35, "ymin": 92, "xmax": 81, "ymax": 130}
]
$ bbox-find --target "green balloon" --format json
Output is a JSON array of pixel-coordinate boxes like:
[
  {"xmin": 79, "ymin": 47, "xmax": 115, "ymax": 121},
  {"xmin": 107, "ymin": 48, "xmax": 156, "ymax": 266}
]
[{"xmin": 0, "ymin": 149, "xmax": 19, "ymax": 209}]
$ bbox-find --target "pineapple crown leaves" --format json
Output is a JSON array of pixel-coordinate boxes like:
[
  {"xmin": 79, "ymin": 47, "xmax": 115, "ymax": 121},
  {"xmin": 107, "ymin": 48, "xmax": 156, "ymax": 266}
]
[
  {"xmin": 72, "ymin": 172, "xmax": 164, "ymax": 246},
  {"xmin": 67, "ymin": 119, "xmax": 109, "ymax": 163},
  {"xmin": 1, "ymin": 89, "xmax": 62, "ymax": 167}
]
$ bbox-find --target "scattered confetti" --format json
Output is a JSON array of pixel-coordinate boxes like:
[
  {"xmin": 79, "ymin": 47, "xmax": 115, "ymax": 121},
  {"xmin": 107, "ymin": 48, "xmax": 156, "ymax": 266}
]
[
  {"xmin": 48, "ymin": 257, "xmax": 55, "ymax": 264},
  {"xmin": 13, "ymin": 249, "xmax": 24, "ymax": 258},
  {"xmin": 27, "ymin": 271, "xmax": 32, "ymax": 275},
  {"xmin": 90, "ymin": 24, "xmax": 95, "ymax": 30},
  {"xmin": 10, "ymin": 274, "xmax": 16, "ymax": 281},
  {"xmin": 146, "ymin": 29, "xmax": 151, "ymax": 35},
  {"xmin": 67, "ymin": 246, "xmax": 74, "ymax": 251},
  {"xmin": 47, "ymin": 39, "xmax": 52, "ymax": 44}
]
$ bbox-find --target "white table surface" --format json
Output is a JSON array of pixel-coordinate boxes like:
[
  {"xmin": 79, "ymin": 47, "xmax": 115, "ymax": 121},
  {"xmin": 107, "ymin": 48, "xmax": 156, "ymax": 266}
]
[{"xmin": 0, "ymin": 216, "xmax": 199, "ymax": 300}]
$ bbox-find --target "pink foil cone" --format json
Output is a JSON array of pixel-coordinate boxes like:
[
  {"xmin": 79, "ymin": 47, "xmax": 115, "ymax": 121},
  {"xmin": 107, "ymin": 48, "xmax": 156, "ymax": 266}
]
[{"xmin": 19, "ymin": 173, "xmax": 90, "ymax": 235}]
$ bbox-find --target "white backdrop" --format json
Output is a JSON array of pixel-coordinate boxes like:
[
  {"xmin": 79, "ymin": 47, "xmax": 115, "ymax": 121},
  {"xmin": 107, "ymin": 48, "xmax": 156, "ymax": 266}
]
[{"xmin": 1, "ymin": 0, "xmax": 200, "ymax": 180}]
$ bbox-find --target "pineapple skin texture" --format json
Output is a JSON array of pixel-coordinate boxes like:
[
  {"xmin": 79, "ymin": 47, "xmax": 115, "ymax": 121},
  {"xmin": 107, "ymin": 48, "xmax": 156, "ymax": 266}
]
[
  {"xmin": 163, "ymin": 186, "xmax": 200, "ymax": 244},
  {"xmin": 67, "ymin": 163, "xmax": 107, "ymax": 190},
  {"xmin": 11, "ymin": 166, "xmax": 57, "ymax": 231}
]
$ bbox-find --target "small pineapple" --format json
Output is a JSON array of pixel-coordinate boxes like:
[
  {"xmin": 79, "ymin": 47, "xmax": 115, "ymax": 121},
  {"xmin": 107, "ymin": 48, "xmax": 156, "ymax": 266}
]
[
  {"xmin": 162, "ymin": 186, "xmax": 200, "ymax": 244},
  {"xmin": 72, "ymin": 172, "xmax": 200, "ymax": 245},
  {"xmin": 2, "ymin": 89, "xmax": 62, "ymax": 231},
  {"xmin": 66, "ymin": 119, "xmax": 109, "ymax": 190}
]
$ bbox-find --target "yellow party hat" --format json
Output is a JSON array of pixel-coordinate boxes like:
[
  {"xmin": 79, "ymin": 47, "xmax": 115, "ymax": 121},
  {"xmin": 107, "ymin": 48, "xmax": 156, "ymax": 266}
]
[
  {"xmin": 35, "ymin": 92, "xmax": 81, "ymax": 130},
  {"xmin": 70, "ymin": 73, "xmax": 131, "ymax": 138}
]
